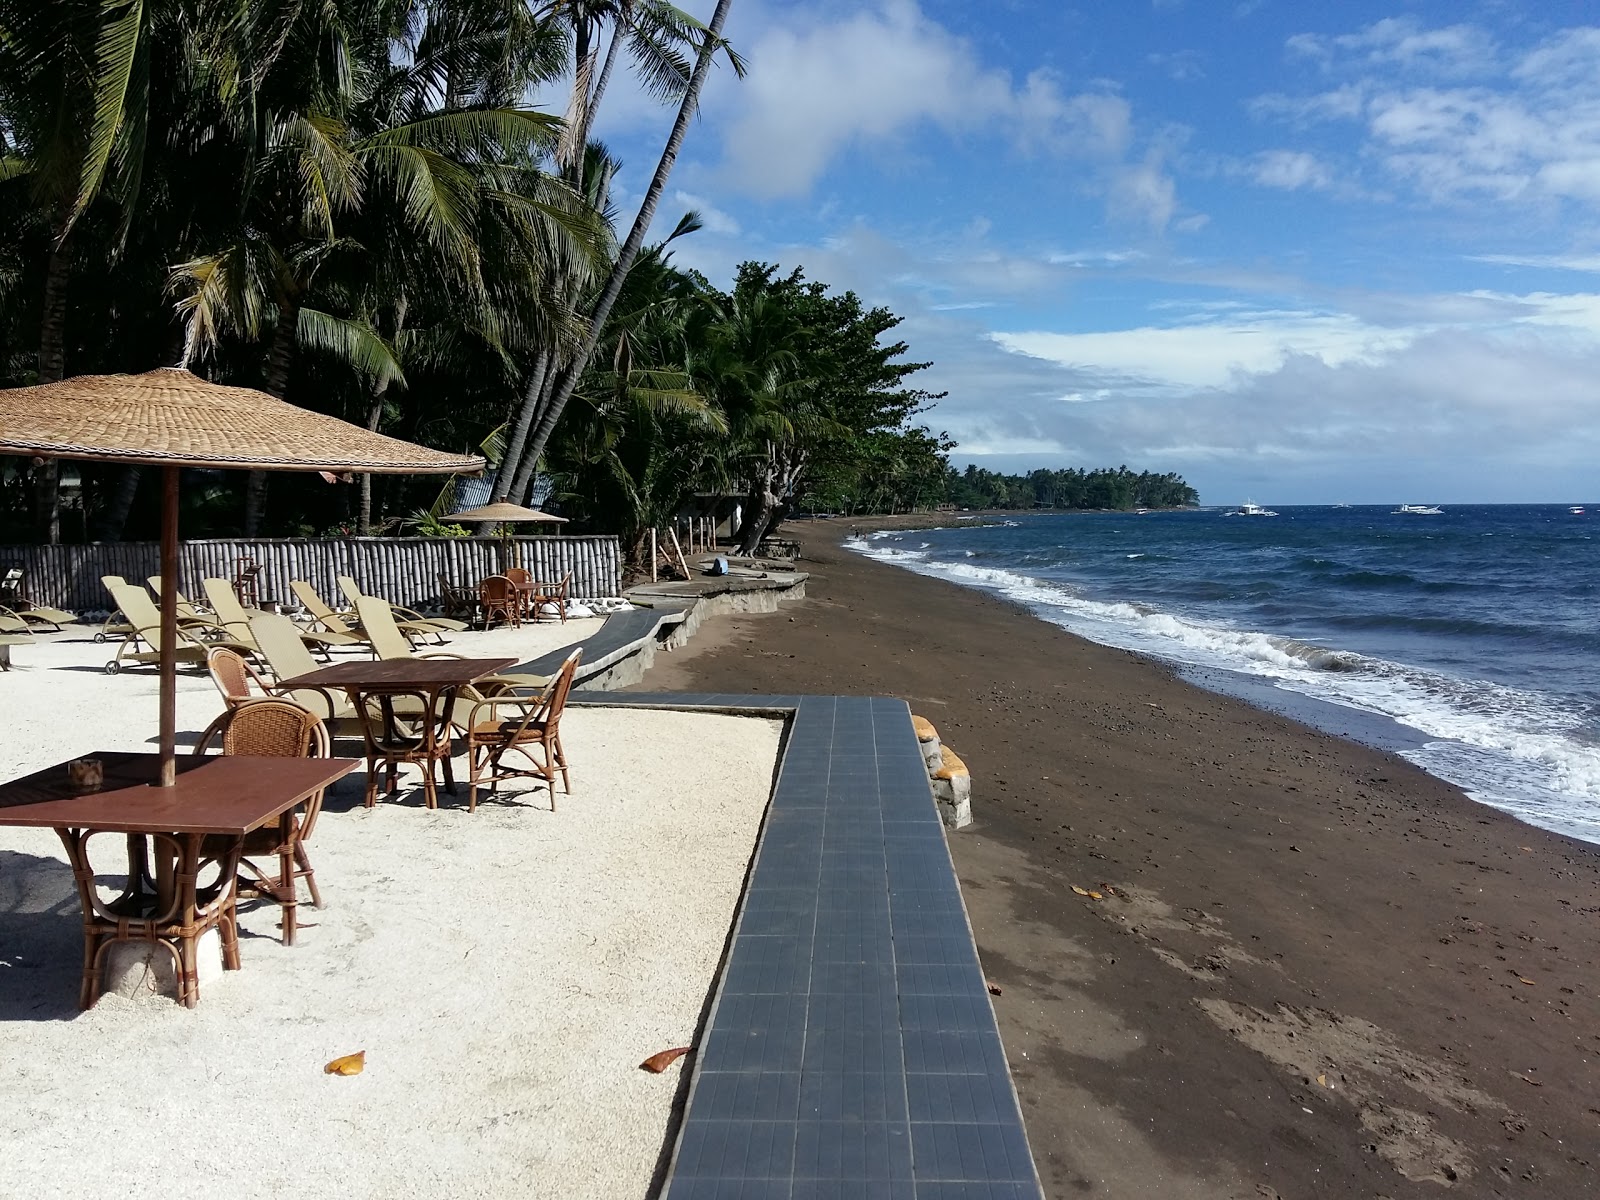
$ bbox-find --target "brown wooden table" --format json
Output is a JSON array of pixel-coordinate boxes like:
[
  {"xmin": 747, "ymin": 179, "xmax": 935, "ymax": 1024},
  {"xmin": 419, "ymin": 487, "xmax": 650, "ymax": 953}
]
[
  {"xmin": 279, "ymin": 657, "xmax": 517, "ymax": 809},
  {"xmin": 0, "ymin": 751, "xmax": 359, "ymax": 1007}
]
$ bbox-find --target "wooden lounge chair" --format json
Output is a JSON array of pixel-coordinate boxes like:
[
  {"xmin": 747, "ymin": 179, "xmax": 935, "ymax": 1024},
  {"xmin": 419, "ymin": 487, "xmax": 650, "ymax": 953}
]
[
  {"xmin": 479, "ymin": 574, "xmax": 521, "ymax": 629},
  {"xmin": 202, "ymin": 577, "xmax": 359, "ymax": 658},
  {"xmin": 102, "ymin": 580, "xmax": 253, "ymax": 674},
  {"xmin": 194, "ymin": 698, "xmax": 331, "ymax": 945},
  {"xmin": 466, "ymin": 649, "xmax": 582, "ymax": 811},
  {"xmin": 337, "ymin": 574, "xmax": 467, "ymax": 636}
]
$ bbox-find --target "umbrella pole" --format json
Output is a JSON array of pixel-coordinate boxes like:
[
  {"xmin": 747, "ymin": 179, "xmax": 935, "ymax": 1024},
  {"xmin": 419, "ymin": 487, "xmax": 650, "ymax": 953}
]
[{"xmin": 158, "ymin": 465, "xmax": 179, "ymax": 786}]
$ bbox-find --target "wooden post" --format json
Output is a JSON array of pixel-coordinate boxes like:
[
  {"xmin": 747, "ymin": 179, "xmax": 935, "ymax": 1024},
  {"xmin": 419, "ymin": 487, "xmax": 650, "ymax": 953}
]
[
  {"xmin": 650, "ymin": 528, "xmax": 658, "ymax": 582},
  {"xmin": 669, "ymin": 527, "xmax": 692, "ymax": 581},
  {"xmin": 158, "ymin": 464, "xmax": 180, "ymax": 787}
]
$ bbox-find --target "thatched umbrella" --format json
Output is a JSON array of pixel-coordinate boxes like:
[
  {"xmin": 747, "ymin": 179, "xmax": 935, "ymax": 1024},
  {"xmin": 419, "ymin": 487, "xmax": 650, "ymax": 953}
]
[
  {"xmin": 448, "ymin": 500, "xmax": 567, "ymax": 570},
  {"xmin": 0, "ymin": 367, "xmax": 484, "ymax": 785}
]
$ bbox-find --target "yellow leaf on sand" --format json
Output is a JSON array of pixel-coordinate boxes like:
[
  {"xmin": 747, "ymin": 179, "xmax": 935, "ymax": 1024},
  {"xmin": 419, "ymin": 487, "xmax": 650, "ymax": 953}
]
[
  {"xmin": 1071, "ymin": 886, "xmax": 1089, "ymax": 896},
  {"xmin": 1087, "ymin": 891, "xmax": 1103, "ymax": 900},
  {"xmin": 1316, "ymin": 1074, "xmax": 1328, "ymax": 1087},
  {"xmin": 324, "ymin": 1051, "xmax": 365, "ymax": 1076},
  {"xmin": 1519, "ymin": 977, "xmax": 1535, "ymax": 986}
]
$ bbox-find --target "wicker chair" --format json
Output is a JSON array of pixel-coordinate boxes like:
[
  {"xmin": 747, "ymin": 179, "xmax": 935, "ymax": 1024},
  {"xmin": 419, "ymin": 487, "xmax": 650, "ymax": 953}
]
[
  {"xmin": 194, "ymin": 699, "xmax": 332, "ymax": 944},
  {"xmin": 437, "ymin": 573, "xmax": 479, "ymax": 625},
  {"xmin": 466, "ymin": 649, "xmax": 582, "ymax": 811},
  {"xmin": 206, "ymin": 646, "xmax": 275, "ymax": 708},
  {"xmin": 479, "ymin": 574, "xmax": 521, "ymax": 629},
  {"xmin": 531, "ymin": 570, "xmax": 572, "ymax": 624}
]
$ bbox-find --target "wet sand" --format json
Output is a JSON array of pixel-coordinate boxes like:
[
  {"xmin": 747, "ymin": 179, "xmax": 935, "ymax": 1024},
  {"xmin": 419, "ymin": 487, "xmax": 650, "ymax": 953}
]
[{"xmin": 636, "ymin": 518, "xmax": 1600, "ymax": 1199}]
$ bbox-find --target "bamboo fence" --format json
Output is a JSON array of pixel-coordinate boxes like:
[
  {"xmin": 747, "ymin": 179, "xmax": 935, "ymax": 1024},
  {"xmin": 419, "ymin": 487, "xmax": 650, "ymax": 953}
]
[{"xmin": 0, "ymin": 536, "xmax": 623, "ymax": 612}]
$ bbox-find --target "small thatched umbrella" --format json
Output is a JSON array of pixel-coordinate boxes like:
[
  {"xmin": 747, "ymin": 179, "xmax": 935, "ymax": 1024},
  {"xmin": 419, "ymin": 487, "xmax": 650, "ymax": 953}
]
[
  {"xmin": 0, "ymin": 367, "xmax": 484, "ymax": 785},
  {"xmin": 448, "ymin": 500, "xmax": 568, "ymax": 570}
]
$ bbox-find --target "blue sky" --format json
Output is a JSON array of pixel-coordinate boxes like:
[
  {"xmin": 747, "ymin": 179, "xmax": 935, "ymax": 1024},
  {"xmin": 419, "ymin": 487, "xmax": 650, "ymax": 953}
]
[{"xmin": 589, "ymin": 0, "xmax": 1600, "ymax": 504}]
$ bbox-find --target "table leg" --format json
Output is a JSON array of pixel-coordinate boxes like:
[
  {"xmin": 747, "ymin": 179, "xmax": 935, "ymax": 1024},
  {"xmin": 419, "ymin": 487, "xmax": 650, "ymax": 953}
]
[{"xmin": 277, "ymin": 809, "xmax": 298, "ymax": 946}]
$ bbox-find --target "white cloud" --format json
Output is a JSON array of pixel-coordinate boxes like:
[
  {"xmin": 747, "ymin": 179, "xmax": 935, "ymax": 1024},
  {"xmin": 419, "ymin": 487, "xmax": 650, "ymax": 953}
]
[
  {"xmin": 672, "ymin": 190, "xmax": 741, "ymax": 236},
  {"xmin": 1251, "ymin": 149, "xmax": 1332, "ymax": 190},
  {"xmin": 710, "ymin": 1, "xmax": 1139, "ymax": 198},
  {"xmin": 990, "ymin": 309, "xmax": 1414, "ymax": 392}
]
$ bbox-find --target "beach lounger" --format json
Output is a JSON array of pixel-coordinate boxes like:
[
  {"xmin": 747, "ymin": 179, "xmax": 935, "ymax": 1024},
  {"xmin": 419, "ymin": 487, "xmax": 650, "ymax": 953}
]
[
  {"xmin": 94, "ymin": 576, "xmax": 136, "ymax": 644},
  {"xmin": 147, "ymin": 576, "xmax": 210, "ymax": 624},
  {"xmin": 290, "ymin": 580, "xmax": 432, "ymax": 649},
  {"xmin": 202, "ymin": 577, "xmax": 359, "ymax": 659},
  {"xmin": 245, "ymin": 613, "xmax": 366, "ymax": 735},
  {"xmin": 352, "ymin": 595, "xmax": 549, "ymax": 728},
  {"xmin": 0, "ymin": 567, "xmax": 77, "ymax": 630},
  {"xmin": 102, "ymin": 580, "xmax": 254, "ymax": 674},
  {"xmin": 338, "ymin": 575, "xmax": 467, "ymax": 637}
]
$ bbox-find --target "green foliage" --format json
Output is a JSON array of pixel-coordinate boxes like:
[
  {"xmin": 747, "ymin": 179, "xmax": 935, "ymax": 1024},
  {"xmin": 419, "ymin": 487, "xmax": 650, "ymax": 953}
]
[
  {"xmin": 405, "ymin": 509, "xmax": 470, "ymax": 538},
  {"xmin": 945, "ymin": 465, "xmax": 1199, "ymax": 511}
]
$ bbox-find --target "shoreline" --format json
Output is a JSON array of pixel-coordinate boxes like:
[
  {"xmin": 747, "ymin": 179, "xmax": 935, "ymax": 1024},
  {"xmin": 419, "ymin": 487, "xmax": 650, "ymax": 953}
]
[{"xmin": 634, "ymin": 518, "xmax": 1600, "ymax": 1199}]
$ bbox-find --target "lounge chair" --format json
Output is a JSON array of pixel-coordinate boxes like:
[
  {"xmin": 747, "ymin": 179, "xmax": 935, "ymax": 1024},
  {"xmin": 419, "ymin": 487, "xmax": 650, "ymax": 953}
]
[
  {"xmin": 147, "ymin": 576, "xmax": 209, "ymax": 624},
  {"xmin": 202, "ymin": 577, "xmax": 359, "ymax": 658},
  {"xmin": 243, "ymin": 613, "xmax": 366, "ymax": 735},
  {"xmin": 0, "ymin": 566, "xmax": 77, "ymax": 630},
  {"xmin": 101, "ymin": 579, "xmax": 253, "ymax": 674},
  {"xmin": 94, "ymin": 576, "xmax": 136, "ymax": 644},
  {"xmin": 351, "ymin": 595, "xmax": 549, "ymax": 726},
  {"xmin": 291, "ymin": 579, "xmax": 435, "ymax": 649},
  {"xmin": 194, "ymin": 698, "xmax": 331, "ymax": 945},
  {"xmin": 466, "ymin": 649, "xmax": 581, "ymax": 811},
  {"xmin": 337, "ymin": 574, "xmax": 467, "ymax": 637}
]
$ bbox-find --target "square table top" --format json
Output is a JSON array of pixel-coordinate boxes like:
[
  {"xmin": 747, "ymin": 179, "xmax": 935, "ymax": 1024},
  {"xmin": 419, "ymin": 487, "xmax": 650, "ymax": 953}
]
[
  {"xmin": 0, "ymin": 752, "xmax": 359, "ymax": 835},
  {"xmin": 279, "ymin": 656, "xmax": 518, "ymax": 691}
]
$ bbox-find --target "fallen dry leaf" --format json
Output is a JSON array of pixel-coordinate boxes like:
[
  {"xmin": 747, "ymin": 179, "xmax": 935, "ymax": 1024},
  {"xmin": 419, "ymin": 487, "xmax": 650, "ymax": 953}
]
[
  {"xmin": 640, "ymin": 1047, "xmax": 692, "ymax": 1074},
  {"xmin": 1515, "ymin": 1073, "xmax": 1543, "ymax": 1087},
  {"xmin": 323, "ymin": 1051, "xmax": 365, "ymax": 1076},
  {"xmin": 1519, "ymin": 977, "xmax": 1536, "ymax": 986},
  {"xmin": 986, "ymin": 981, "xmax": 1003, "ymax": 996},
  {"xmin": 1088, "ymin": 891, "xmax": 1103, "ymax": 900},
  {"xmin": 1071, "ymin": 886, "xmax": 1090, "ymax": 897},
  {"xmin": 1316, "ymin": 1073, "xmax": 1327, "ymax": 1087}
]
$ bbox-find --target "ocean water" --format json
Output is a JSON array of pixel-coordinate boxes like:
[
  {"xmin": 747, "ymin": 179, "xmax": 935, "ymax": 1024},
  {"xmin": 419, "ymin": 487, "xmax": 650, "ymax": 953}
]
[{"xmin": 847, "ymin": 505, "xmax": 1600, "ymax": 844}]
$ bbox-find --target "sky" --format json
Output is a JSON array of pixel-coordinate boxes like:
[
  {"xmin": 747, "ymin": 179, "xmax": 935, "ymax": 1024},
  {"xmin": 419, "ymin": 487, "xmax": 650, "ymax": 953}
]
[{"xmin": 587, "ymin": 0, "xmax": 1600, "ymax": 505}]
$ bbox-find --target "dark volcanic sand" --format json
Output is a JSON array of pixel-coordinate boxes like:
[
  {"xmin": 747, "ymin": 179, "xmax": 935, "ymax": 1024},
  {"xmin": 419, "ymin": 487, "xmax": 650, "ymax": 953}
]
[{"xmin": 634, "ymin": 519, "xmax": 1600, "ymax": 1199}]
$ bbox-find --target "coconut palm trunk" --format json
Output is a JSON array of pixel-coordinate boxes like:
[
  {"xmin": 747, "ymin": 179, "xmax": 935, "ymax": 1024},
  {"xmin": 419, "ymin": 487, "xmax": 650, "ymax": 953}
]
[
  {"xmin": 33, "ymin": 238, "xmax": 70, "ymax": 542},
  {"xmin": 516, "ymin": 0, "xmax": 734, "ymax": 477}
]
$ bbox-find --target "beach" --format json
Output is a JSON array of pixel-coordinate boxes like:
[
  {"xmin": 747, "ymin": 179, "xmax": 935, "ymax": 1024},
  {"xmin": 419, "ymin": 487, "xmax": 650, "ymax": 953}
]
[
  {"xmin": 639, "ymin": 518, "xmax": 1600, "ymax": 1199},
  {"xmin": 0, "ymin": 623, "xmax": 782, "ymax": 1199}
]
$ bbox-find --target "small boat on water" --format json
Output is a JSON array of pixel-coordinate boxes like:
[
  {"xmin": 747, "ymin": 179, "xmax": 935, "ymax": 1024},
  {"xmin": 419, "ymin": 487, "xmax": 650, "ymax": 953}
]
[
  {"xmin": 1569, "ymin": 506, "xmax": 1585, "ymax": 515},
  {"xmin": 1393, "ymin": 503, "xmax": 1444, "ymax": 515},
  {"xmin": 1226, "ymin": 501, "xmax": 1278, "ymax": 517}
]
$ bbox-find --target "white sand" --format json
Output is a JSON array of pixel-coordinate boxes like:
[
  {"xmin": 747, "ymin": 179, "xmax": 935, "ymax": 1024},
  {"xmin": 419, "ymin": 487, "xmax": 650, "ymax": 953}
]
[{"xmin": 0, "ymin": 627, "xmax": 781, "ymax": 1199}]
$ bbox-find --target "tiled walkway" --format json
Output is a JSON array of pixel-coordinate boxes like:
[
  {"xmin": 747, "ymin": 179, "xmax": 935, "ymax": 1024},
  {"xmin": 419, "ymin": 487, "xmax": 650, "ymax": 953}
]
[{"xmin": 583, "ymin": 694, "xmax": 1044, "ymax": 1199}]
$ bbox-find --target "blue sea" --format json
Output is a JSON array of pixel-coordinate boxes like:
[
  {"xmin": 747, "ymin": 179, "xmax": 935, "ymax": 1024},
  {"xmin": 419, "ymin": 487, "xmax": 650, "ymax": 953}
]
[{"xmin": 848, "ymin": 505, "xmax": 1600, "ymax": 844}]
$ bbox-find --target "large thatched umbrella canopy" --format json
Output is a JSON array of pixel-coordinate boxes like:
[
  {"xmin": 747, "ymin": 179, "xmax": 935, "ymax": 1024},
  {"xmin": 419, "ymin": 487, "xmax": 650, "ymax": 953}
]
[{"xmin": 0, "ymin": 367, "xmax": 485, "ymax": 784}]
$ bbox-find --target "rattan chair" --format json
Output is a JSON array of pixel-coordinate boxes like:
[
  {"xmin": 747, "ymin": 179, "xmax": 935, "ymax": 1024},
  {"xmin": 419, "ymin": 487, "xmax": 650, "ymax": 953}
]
[
  {"xmin": 194, "ymin": 699, "xmax": 332, "ymax": 944},
  {"xmin": 532, "ymin": 570, "xmax": 572, "ymax": 623},
  {"xmin": 478, "ymin": 574, "xmax": 520, "ymax": 629},
  {"xmin": 207, "ymin": 646, "xmax": 275, "ymax": 708},
  {"xmin": 466, "ymin": 649, "xmax": 582, "ymax": 811},
  {"xmin": 437, "ymin": 573, "xmax": 479, "ymax": 625}
]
